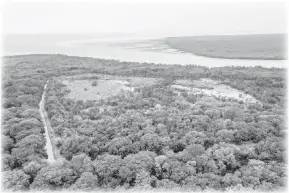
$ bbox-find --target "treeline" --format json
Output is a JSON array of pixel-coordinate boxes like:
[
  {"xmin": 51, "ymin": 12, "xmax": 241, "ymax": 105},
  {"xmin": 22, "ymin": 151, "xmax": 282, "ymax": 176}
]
[{"xmin": 2, "ymin": 54, "xmax": 286, "ymax": 191}]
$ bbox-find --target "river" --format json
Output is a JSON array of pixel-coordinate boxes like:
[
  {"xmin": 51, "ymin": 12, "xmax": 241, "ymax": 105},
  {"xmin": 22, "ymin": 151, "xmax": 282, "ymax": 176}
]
[{"xmin": 4, "ymin": 34, "xmax": 287, "ymax": 68}]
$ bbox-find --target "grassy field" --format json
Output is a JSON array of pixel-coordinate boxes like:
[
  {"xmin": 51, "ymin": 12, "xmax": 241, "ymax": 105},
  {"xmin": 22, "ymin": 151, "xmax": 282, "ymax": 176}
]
[
  {"xmin": 165, "ymin": 34, "xmax": 287, "ymax": 60},
  {"xmin": 62, "ymin": 75, "xmax": 159, "ymax": 101}
]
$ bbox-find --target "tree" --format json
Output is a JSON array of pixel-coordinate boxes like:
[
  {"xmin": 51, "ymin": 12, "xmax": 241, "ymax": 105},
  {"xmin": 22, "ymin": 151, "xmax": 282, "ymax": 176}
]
[
  {"xmin": 183, "ymin": 131, "xmax": 208, "ymax": 146},
  {"xmin": 3, "ymin": 109, "xmax": 17, "ymax": 121},
  {"xmin": 154, "ymin": 155, "xmax": 170, "ymax": 179},
  {"xmin": 91, "ymin": 80, "xmax": 98, "ymax": 86},
  {"xmin": 183, "ymin": 172, "xmax": 223, "ymax": 191},
  {"xmin": 17, "ymin": 94, "xmax": 40, "ymax": 107},
  {"xmin": 2, "ymin": 134, "xmax": 14, "ymax": 153},
  {"xmin": 60, "ymin": 135, "xmax": 92, "ymax": 160},
  {"xmin": 222, "ymin": 173, "xmax": 242, "ymax": 188},
  {"xmin": 20, "ymin": 108, "xmax": 42, "ymax": 121},
  {"xmin": 14, "ymin": 128, "xmax": 44, "ymax": 142},
  {"xmin": 185, "ymin": 160, "xmax": 197, "ymax": 176},
  {"xmin": 119, "ymin": 151, "xmax": 156, "ymax": 184},
  {"xmin": 9, "ymin": 118, "xmax": 43, "ymax": 138},
  {"xmin": 223, "ymin": 107, "xmax": 242, "ymax": 121},
  {"xmin": 156, "ymin": 123, "xmax": 168, "ymax": 136},
  {"xmin": 71, "ymin": 153, "xmax": 94, "ymax": 175},
  {"xmin": 156, "ymin": 179, "xmax": 180, "ymax": 190},
  {"xmin": 233, "ymin": 121, "xmax": 253, "ymax": 143},
  {"xmin": 215, "ymin": 129, "xmax": 235, "ymax": 143},
  {"xmin": 31, "ymin": 162, "xmax": 77, "ymax": 190},
  {"xmin": 93, "ymin": 154, "xmax": 123, "ymax": 187},
  {"xmin": 2, "ymin": 153, "xmax": 17, "ymax": 171},
  {"xmin": 70, "ymin": 172, "xmax": 99, "ymax": 191},
  {"xmin": 140, "ymin": 133, "xmax": 164, "ymax": 153},
  {"xmin": 15, "ymin": 134, "xmax": 46, "ymax": 150},
  {"xmin": 11, "ymin": 146, "xmax": 46, "ymax": 166},
  {"xmin": 255, "ymin": 137, "xmax": 285, "ymax": 162},
  {"xmin": 183, "ymin": 144, "xmax": 205, "ymax": 161},
  {"xmin": 239, "ymin": 165, "xmax": 263, "ymax": 188},
  {"xmin": 169, "ymin": 160, "xmax": 188, "ymax": 183},
  {"xmin": 134, "ymin": 170, "xmax": 152, "ymax": 189},
  {"xmin": 204, "ymin": 108, "xmax": 221, "ymax": 119},
  {"xmin": 108, "ymin": 137, "xmax": 133, "ymax": 157},
  {"xmin": 3, "ymin": 170, "xmax": 30, "ymax": 191},
  {"xmin": 23, "ymin": 160, "xmax": 46, "ymax": 179},
  {"xmin": 205, "ymin": 143, "xmax": 239, "ymax": 175},
  {"xmin": 3, "ymin": 98, "xmax": 21, "ymax": 108}
]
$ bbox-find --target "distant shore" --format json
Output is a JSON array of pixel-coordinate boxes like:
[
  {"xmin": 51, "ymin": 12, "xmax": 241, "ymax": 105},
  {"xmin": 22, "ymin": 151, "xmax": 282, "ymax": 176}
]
[
  {"xmin": 164, "ymin": 34, "xmax": 287, "ymax": 60},
  {"xmin": 3, "ymin": 33, "xmax": 287, "ymax": 68}
]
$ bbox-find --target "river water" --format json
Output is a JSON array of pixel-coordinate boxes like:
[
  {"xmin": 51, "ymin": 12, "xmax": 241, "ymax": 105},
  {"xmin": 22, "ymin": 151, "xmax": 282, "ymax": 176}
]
[{"xmin": 4, "ymin": 34, "xmax": 287, "ymax": 68}]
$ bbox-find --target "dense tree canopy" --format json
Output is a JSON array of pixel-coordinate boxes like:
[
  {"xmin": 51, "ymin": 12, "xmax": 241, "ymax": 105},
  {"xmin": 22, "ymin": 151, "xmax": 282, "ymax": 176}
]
[{"xmin": 2, "ymin": 54, "xmax": 286, "ymax": 191}]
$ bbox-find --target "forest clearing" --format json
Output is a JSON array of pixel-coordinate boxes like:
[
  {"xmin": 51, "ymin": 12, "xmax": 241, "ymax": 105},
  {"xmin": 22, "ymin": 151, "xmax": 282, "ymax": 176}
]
[
  {"xmin": 62, "ymin": 76, "xmax": 159, "ymax": 101},
  {"xmin": 172, "ymin": 78, "xmax": 259, "ymax": 104}
]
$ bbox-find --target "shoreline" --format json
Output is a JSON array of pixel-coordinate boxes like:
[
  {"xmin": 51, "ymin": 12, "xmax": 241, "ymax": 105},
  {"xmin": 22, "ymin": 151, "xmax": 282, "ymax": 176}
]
[
  {"xmin": 3, "ymin": 53, "xmax": 287, "ymax": 69},
  {"xmin": 164, "ymin": 48, "xmax": 287, "ymax": 61},
  {"xmin": 164, "ymin": 34, "xmax": 287, "ymax": 60}
]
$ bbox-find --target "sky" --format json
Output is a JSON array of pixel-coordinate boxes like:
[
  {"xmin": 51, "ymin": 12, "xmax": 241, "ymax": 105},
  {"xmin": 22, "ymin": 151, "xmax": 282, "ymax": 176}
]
[{"xmin": 2, "ymin": 1, "xmax": 287, "ymax": 36}]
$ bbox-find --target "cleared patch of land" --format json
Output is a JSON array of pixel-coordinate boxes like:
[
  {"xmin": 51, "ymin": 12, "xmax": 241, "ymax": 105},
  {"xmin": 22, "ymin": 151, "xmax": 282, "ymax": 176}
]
[
  {"xmin": 63, "ymin": 79, "xmax": 132, "ymax": 101},
  {"xmin": 165, "ymin": 34, "xmax": 287, "ymax": 60},
  {"xmin": 62, "ymin": 75, "xmax": 160, "ymax": 101},
  {"xmin": 172, "ymin": 78, "xmax": 259, "ymax": 104}
]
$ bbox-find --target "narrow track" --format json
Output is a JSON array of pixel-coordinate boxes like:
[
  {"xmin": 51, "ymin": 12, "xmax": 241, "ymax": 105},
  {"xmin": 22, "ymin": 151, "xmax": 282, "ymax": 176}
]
[{"xmin": 39, "ymin": 81, "xmax": 55, "ymax": 163}]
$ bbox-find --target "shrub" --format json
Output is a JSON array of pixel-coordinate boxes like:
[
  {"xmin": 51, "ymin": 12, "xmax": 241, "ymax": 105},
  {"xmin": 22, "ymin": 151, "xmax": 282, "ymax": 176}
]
[{"xmin": 91, "ymin": 80, "xmax": 97, "ymax": 87}]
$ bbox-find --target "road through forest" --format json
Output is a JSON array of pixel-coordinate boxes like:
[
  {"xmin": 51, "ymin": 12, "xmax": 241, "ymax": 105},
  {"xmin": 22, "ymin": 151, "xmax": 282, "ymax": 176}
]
[{"xmin": 39, "ymin": 81, "xmax": 56, "ymax": 163}]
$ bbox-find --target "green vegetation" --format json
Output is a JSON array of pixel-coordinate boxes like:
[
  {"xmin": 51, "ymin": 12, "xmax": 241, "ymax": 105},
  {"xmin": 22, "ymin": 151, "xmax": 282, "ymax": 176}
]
[
  {"xmin": 165, "ymin": 34, "xmax": 287, "ymax": 60},
  {"xmin": 2, "ymin": 54, "xmax": 286, "ymax": 191},
  {"xmin": 91, "ymin": 80, "xmax": 98, "ymax": 87},
  {"xmin": 63, "ymin": 76, "xmax": 156, "ymax": 101}
]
